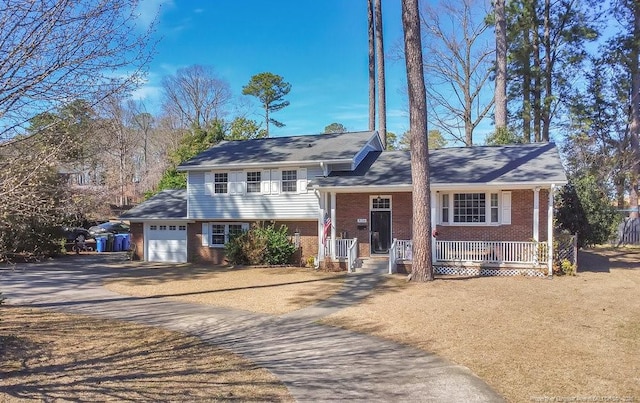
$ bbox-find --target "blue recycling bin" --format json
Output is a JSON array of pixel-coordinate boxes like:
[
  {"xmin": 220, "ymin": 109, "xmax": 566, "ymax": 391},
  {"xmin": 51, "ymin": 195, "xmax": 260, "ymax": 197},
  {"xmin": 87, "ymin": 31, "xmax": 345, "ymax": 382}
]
[
  {"xmin": 96, "ymin": 236, "xmax": 106, "ymax": 253},
  {"xmin": 113, "ymin": 234, "xmax": 124, "ymax": 252},
  {"xmin": 122, "ymin": 233, "xmax": 131, "ymax": 251}
]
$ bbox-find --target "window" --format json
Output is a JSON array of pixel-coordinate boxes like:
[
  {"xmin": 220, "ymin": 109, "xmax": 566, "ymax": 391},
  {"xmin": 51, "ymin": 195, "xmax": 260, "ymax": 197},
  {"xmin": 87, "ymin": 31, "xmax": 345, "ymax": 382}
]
[
  {"xmin": 214, "ymin": 173, "xmax": 228, "ymax": 194},
  {"xmin": 211, "ymin": 224, "xmax": 225, "ymax": 245},
  {"xmin": 169, "ymin": 225, "xmax": 176, "ymax": 230},
  {"xmin": 282, "ymin": 170, "xmax": 297, "ymax": 192},
  {"xmin": 159, "ymin": 225, "xmax": 167, "ymax": 230},
  {"xmin": 490, "ymin": 193, "xmax": 499, "ymax": 223},
  {"xmin": 228, "ymin": 224, "xmax": 243, "ymax": 239},
  {"xmin": 441, "ymin": 192, "xmax": 503, "ymax": 224},
  {"xmin": 246, "ymin": 171, "xmax": 261, "ymax": 193},
  {"xmin": 178, "ymin": 225, "xmax": 186, "ymax": 231},
  {"xmin": 372, "ymin": 197, "xmax": 391, "ymax": 210},
  {"xmin": 209, "ymin": 223, "xmax": 249, "ymax": 247},
  {"xmin": 453, "ymin": 193, "xmax": 486, "ymax": 223},
  {"xmin": 150, "ymin": 225, "xmax": 157, "ymax": 230},
  {"xmin": 441, "ymin": 194, "xmax": 449, "ymax": 223}
]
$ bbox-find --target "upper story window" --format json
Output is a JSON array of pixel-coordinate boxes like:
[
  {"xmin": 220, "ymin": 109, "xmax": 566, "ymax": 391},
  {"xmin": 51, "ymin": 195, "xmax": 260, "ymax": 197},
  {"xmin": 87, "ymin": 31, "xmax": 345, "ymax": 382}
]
[
  {"xmin": 246, "ymin": 171, "xmax": 261, "ymax": 193},
  {"xmin": 282, "ymin": 170, "xmax": 297, "ymax": 192},
  {"xmin": 214, "ymin": 173, "xmax": 228, "ymax": 194},
  {"xmin": 441, "ymin": 192, "xmax": 501, "ymax": 224}
]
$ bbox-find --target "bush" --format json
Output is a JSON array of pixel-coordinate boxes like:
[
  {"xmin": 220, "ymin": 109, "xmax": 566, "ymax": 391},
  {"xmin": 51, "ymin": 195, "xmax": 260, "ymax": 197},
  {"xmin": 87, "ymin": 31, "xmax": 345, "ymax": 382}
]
[{"xmin": 225, "ymin": 224, "xmax": 296, "ymax": 265}]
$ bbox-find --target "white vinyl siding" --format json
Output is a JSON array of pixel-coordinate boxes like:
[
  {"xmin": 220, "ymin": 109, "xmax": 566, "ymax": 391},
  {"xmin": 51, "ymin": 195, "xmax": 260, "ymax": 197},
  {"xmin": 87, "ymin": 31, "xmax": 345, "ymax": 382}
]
[{"xmin": 189, "ymin": 166, "xmax": 321, "ymax": 220}]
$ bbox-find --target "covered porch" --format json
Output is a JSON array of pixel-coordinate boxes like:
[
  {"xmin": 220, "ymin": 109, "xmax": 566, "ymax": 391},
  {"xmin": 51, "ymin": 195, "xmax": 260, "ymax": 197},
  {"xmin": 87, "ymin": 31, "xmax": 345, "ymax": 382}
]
[{"xmin": 317, "ymin": 185, "xmax": 559, "ymax": 277}]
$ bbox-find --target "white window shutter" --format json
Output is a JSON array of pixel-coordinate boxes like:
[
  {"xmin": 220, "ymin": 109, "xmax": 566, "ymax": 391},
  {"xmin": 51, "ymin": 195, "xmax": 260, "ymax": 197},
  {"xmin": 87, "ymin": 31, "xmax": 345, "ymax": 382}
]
[
  {"xmin": 271, "ymin": 170, "xmax": 281, "ymax": 194},
  {"xmin": 501, "ymin": 191, "xmax": 512, "ymax": 225},
  {"xmin": 229, "ymin": 172, "xmax": 239, "ymax": 194},
  {"xmin": 297, "ymin": 168, "xmax": 308, "ymax": 193},
  {"xmin": 202, "ymin": 223, "xmax": 210, "ymax": 246},
  {"xmin": 204, "ymin": 172, "xmax": 214, "ymax": 196},
  {"xmin": 237, "ymin": 171, "xmax": 246, "ymax": 194},
  {"xmin": 261, "ymin": 170, "xmax": 271, "ymax": 194}
]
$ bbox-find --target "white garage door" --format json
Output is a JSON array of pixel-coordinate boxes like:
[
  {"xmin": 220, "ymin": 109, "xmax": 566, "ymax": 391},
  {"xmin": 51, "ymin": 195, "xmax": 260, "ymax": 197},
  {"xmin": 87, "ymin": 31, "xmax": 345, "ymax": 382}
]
[{"xmin": 147, "ymin": 223, "xmax": 188, "ymax": 263}]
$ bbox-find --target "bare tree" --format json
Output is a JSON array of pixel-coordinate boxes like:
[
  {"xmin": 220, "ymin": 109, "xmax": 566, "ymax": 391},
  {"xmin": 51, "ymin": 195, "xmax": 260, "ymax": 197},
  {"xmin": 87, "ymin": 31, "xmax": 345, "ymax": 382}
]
[
  {"xmin": 374, "ymin": 0, "xmax": 387, "ymax": 148},
  {"xmin": 0, "ymin": 0, "xmax": 153, "ymax": 260},
  {"xmin": 494, "ymin": 0, "xmax": 508, "ymax": 129},
  {"xmin": 161, "ymin": 65, "xmax": 233, "ymax": 130},
  {"xmin": 403, "ymin": 0, "xmax": 434, "ymax": 282},
  {"xmin": 368, "ymin": 0, "xmax": 376, "ymax": 132},
  {"xmin": 98, "ymin": 96, "xmax": 141, "ymax": 206},
  {"xmin": 421, "ymin": 0, "xmax": 494, "ymax": 146},
  {"xmin": 0, "ymin": 0, "xmax": 153, "ymax": 142}
]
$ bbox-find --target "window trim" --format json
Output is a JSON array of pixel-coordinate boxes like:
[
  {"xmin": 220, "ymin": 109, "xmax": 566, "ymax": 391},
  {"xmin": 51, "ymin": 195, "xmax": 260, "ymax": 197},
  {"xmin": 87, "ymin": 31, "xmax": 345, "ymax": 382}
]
[
  {"xmin": 246, "ymin": 171, "xmax": 261, "ymax": 193},
  {"xmin": 208, "ymin": 222, "xmax": 250, "ymax": 248},
  {"xmin": 439, "ymin": 191, "xmax": 502, "ymax": 226},
  {"xmin": 281, "ymin": 169, "xmax": 297, "ymax": 193},
  {"xmin": 213, "ymin": 172, "xmax": 228, "ymax": 194}
]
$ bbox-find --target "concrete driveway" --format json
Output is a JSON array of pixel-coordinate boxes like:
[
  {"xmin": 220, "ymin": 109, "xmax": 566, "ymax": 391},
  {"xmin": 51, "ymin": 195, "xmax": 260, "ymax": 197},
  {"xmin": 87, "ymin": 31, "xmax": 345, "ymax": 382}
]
[{"xmin": 1, "ymin": 254, "xmax": 504, "ymax": 402}]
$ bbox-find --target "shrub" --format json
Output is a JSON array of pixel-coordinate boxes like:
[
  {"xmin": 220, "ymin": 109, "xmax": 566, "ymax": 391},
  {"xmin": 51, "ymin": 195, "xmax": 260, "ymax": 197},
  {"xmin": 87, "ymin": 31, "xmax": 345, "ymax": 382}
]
[{"xmin": 225, "ymin": 224, "xmax": 296, "ymax": 265}]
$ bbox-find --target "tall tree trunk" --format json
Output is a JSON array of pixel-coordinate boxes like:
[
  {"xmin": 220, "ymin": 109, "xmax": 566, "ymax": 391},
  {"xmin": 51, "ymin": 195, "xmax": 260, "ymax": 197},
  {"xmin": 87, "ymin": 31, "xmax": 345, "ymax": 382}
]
[
  {"xmin": 265, "ymin": 104, "xmax": 270, "ymax": 138},
  {"xmin": 522, "ymin": 17, "xmax": 532, "ymax": 143},
  {"xmin": 375, "ymin": 0, "xmax": 387, "ymax": 149},
  {"xmin": 494, "ymin": 0, "xmax": 508, "ymax": 129},
  {"xmin": 402, "ymin": 0, "xmax": 433, "ymax": 282},
  {"xmin": 368, "ymin": 0, "xmax": 376, "ymax": 132},
  {"xmin": 542, "ymin": 0, "xmax": 552, "ymax": 142},
  {"xmin": 630, "ymin": 1, "xmax": 640, "ymax": 219},
  {"xmin": 532, "ymin": 10, "xmax": 542, "ymax": 143}
]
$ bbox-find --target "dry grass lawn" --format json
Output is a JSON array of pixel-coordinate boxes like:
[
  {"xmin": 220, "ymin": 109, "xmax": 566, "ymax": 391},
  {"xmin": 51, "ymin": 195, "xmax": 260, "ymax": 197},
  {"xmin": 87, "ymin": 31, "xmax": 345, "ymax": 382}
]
[
  {"xmin": 106, "ymin": 265, "xmax": 345, "ymax": 315},
  {"xmin": 324, "ymin": 247, "xmax": 640, "ymax": 402},
  {"xmin": 0, "ymin": 306, "xmax": 292, "ymax": 402}
]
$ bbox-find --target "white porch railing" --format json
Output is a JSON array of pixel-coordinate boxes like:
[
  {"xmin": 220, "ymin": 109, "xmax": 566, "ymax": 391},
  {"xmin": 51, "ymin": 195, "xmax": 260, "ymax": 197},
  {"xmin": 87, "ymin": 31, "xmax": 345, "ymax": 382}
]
[
  {"xmin": 389, "ymin": 239, "xmax": 548, "ymax": 272},
  {"xmin": 436, "ymin": 240, "xmax": 548, "ymax": 264},
  {"xmin": 325, "ymin": 237, "xmax": 359, "ymax": 271}
]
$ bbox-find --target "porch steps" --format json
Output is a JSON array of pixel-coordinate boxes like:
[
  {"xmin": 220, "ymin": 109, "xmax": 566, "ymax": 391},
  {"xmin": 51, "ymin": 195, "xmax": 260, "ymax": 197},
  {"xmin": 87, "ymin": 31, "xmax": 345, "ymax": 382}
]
[{"xmin": 355, "ymin": 257, "xmax": 389, "ymax": 274}]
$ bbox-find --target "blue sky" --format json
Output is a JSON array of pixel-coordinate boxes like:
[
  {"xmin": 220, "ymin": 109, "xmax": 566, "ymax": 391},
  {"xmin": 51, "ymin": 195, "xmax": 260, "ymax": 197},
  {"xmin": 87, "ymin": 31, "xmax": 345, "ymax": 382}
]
[{"xmin": 133, "ymin": 0, "xmax": 413, "ymax": 137}]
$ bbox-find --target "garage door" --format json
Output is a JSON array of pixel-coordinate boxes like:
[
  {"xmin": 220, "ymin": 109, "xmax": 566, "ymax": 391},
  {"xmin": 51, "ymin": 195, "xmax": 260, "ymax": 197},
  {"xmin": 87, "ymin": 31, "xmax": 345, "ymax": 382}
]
[{"xmin": 147, "ymin": 223, "xmax": 188, "ymax": 263}]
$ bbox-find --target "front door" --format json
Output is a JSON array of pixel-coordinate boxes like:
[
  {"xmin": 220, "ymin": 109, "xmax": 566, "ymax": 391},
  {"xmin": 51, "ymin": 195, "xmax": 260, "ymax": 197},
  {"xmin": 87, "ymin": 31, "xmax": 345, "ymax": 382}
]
[{"xmin": 371, "ymin": 196, "xmax": 392, "ymax": 254}]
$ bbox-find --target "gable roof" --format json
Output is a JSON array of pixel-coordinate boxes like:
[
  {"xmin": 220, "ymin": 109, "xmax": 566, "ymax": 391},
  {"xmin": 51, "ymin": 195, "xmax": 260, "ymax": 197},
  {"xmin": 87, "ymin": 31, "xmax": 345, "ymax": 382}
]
[
  {"xmin": 120, "ymin": 189, "xmax": 187, "ymax": 221},
  {"xmin": 310, "ymin": 142, "xmax": 567, "ymax": 189},
  {"xmin": 177, "ymin": 130, "xmax": 379, "ymax": 170}
]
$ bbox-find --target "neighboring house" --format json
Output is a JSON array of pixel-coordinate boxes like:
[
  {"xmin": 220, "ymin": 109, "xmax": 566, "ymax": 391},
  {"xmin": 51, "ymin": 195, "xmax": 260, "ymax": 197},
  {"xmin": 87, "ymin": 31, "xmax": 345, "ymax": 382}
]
[{"xmin": 121, "ymin": 130, "xmax": 568, "ymax": 276}]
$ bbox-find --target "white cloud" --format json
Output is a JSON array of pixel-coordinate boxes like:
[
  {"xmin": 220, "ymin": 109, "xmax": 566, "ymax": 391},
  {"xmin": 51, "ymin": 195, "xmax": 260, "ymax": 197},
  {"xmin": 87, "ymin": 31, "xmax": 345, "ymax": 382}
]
[{"xmin": 135, "ymin": 0, "xmax": 174, "ymax": 29}]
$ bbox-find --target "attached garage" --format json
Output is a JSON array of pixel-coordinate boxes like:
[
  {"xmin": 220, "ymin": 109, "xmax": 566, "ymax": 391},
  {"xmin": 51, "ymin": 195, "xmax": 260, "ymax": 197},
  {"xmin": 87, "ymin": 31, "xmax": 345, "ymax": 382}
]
[
  {"xmin": 146, "ymin": 223, "xmax": 188, "ymax": 263},
  {"xmin": 120, "ymin": 189, "xmax": 190, "ymax": 263}
]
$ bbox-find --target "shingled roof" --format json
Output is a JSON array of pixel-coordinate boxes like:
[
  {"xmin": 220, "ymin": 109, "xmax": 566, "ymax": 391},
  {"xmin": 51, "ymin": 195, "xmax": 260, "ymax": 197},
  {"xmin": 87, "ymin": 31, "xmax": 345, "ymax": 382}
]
[
  {"xmin": 309, "ymin": 142, "xmax": 567, "ymax": 189},
  {"xmin": 178, "ymin": 130, "xmax": 378, "ymax": 170},
  {"xmin": 120, "ymin": 189, "xmax": 187, "ymax": 220}
]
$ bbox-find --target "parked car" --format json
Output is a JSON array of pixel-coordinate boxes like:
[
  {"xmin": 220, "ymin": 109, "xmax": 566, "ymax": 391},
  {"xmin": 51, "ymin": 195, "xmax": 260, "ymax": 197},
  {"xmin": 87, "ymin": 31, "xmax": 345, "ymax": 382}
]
[
  {"xmin": 88, "ymin": 221, "xmax": 130, "ymax": 237},
  {"xmin": 61, "ymin": 227, "xmax": 92, "ymax": 242}
]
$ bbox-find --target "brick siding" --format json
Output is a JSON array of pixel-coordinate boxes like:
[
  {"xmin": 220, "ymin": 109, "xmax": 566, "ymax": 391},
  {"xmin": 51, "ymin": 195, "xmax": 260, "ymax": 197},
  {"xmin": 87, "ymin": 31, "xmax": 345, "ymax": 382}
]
[
  {"xmin": 189, "ymin": 220, "xmax": 317, "ymax": 265},
  {"xmin": 129, "ymin": 222, "xmax": 144, "ymax": 260}
]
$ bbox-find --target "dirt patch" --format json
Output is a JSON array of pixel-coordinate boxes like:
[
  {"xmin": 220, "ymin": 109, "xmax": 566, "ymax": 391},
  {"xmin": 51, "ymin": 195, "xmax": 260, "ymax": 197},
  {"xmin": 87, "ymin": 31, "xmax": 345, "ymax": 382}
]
[
  {"xmin": 324, "ymin": 247, "xmax": 640, "ymax": 402},
  {"xmin": 0, "ymin": 306, "xmax": 292, "ymax": 402},
  {"xmin": 105, "ymin": 265, "xmax": 346, "ymax": 315}
]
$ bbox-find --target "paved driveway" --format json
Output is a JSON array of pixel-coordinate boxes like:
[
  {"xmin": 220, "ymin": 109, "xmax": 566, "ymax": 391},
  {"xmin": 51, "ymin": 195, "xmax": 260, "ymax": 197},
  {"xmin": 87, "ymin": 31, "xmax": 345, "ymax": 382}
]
[{"xmin": 1, "ymin": 255, "xmax": 504, "ymax": 402}]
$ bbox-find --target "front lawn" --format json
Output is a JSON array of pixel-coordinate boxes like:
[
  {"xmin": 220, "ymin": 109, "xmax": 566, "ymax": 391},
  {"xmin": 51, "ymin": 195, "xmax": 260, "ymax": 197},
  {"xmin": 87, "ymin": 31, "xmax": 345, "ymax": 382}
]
[
  {"xmin": 0, "ymin": 307, "xmax": 292, "ymax": 401},
  {"xmin": 323, "ymin": 247, "xmax": 640, "ymax": 402},
  {"xmin": 105, "ymin": 265, "xmax": 346, "ymax": 315}
]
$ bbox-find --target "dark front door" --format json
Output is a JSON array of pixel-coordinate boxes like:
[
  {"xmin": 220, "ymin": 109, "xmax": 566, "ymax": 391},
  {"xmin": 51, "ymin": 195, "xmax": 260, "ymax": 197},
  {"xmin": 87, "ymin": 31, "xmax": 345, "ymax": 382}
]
[{"xmin": 371, "ymin": 210, "xmax": 391, "ymax": 253}]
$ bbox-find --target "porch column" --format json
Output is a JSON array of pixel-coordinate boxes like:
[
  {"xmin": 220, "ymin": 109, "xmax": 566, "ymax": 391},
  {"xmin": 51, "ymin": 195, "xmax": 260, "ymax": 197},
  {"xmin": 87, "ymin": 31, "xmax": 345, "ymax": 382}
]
[
  {"xmin": 533, "ymin": 187, "xmax": 540, "ymax": 242},
  {"xmin": 431, "ymin": 190, "xmax": 437, "ymax": 263},
  {"xmin": 547, "ymin": 185, "xmax": 555, "ymax": 277},
  {"xmin": 330, "ymin": 192, "xmax": 337, "ymax": 260},
  {"xmin": 318, "ymin": 191, "xmax": 326, "ymax": 260}
]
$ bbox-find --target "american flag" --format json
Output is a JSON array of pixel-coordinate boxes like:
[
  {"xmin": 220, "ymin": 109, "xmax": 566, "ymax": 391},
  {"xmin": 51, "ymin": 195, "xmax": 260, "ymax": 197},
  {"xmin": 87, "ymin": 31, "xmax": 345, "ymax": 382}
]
[{"xmin": 322, "ymin": 213, "xmax": 331, "ymax": 245}]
